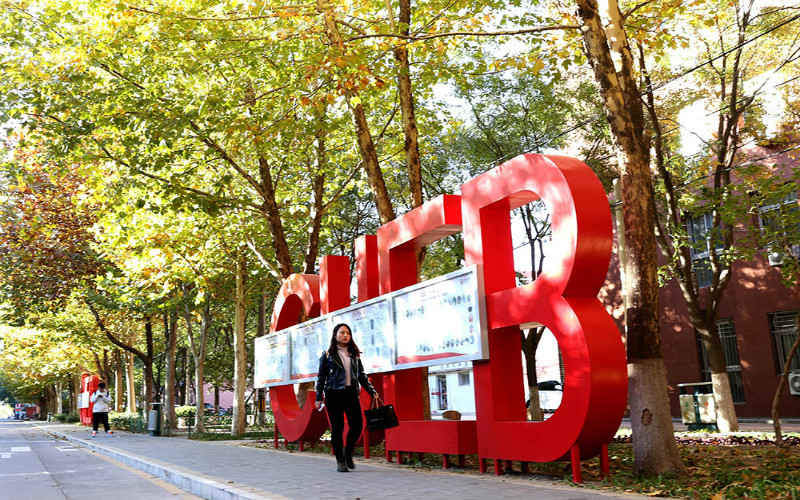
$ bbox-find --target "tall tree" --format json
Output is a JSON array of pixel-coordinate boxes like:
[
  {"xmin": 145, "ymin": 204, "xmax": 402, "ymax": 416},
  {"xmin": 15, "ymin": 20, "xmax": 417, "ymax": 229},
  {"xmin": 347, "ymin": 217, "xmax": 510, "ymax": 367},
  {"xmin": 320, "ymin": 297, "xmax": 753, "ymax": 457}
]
[
  {"xmin": 574, "ymin": 0, "xmax": 686, "ymax": 475},
  {"xmin": 647, "ymin": 0, "xmax": 800, "ymax": 434},
  {"xmin": 0, "ymin": 139, "xmax": 104, "ymax": 315}
]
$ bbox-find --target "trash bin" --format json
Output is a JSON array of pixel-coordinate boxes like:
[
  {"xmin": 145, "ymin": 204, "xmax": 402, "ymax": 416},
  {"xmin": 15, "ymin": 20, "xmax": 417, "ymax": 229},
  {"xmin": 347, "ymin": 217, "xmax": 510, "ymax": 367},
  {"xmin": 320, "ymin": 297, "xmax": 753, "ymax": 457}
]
[
  {"xmin": 677, "ymin": 382, "xmax": 718, "ymax": 431},
  {"xmin": 148, "ymin": 403, "xmax": 163, "ymax": 437}
]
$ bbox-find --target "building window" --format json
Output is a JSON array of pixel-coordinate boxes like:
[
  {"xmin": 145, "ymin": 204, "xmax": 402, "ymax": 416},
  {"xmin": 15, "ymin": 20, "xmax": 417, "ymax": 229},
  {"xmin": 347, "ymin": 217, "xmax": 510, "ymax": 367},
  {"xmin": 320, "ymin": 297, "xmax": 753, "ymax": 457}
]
[
  {"xmin": 692, "ymin": 257, "xmax": 713, "ymax": 289},
  {"xmin": 758, "ymin": 191, "xmax": 799, "ymax": 233},
  {"xmin": 435, "ymin": 375, "xmax": 448, "ymax": 410},
  {"xmin": 699, "ymin": 319, "xmax": 745, "ymax": 403},
  {"xmin": 687, "ymin": 212, "xmax": 724, "ymax": 288},
  {"xmin": 758, "ymin": 190, "xmax": 800, "ymax": 266},
  {"xmin": 458, "ymin": 372, "xmax": 470, "ymax": 386},
  {"xmin": 770, "ymin": 311, "xmax": 800, "ymax": 372}
]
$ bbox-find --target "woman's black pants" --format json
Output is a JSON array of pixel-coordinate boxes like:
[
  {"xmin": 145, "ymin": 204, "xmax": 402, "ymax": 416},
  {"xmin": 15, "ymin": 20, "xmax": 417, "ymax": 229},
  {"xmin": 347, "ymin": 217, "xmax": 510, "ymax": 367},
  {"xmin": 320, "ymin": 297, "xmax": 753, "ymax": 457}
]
[{"xmin": 324, "ymin": 386, "xmax": 363, "ymax": 461}]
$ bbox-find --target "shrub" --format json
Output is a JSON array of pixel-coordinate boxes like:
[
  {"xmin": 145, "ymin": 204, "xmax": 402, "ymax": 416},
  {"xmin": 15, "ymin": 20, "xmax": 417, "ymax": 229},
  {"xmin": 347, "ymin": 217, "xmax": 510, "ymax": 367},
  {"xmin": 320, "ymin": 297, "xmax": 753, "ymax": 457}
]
[
  {"xmin": 52, "ymin": 412, "xmax": 80, "ymax": 423},
  {"xmin": 175, "ymin": 406, "xmax": 196, "ymax": 427},
  {"xmin": 175, "ymin": 406, "xmax": 196, "ymax": 418},
  {"xmin": 109, "ymin": 411, "xmax": 148, "ymax": 433}
]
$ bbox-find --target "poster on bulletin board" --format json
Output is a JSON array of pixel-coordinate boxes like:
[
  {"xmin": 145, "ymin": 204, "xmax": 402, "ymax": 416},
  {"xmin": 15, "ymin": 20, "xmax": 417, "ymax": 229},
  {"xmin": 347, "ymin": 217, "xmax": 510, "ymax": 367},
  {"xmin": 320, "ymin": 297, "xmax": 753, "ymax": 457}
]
[
  {"xmin": 393, "ymin": 268, "xmax": 486, "ymax": 368},
  {"xmin": 289, "ymin": 318, "xmax": 328, "ymax": 382},
  {"xmin": 332, "ymin": 297, "xmax": 395, "ymax": 373},
  {"xmin": 254, "ymin": 331, "xmax": 289, "ymax": 387}
]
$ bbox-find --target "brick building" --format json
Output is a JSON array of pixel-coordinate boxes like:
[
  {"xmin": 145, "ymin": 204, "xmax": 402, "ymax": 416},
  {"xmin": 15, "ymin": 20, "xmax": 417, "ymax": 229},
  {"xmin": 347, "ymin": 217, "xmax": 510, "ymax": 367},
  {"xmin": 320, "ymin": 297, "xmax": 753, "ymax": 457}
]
[{"xmin": 603, "ymin": 139, "xmax": 800, "ymax": 419}]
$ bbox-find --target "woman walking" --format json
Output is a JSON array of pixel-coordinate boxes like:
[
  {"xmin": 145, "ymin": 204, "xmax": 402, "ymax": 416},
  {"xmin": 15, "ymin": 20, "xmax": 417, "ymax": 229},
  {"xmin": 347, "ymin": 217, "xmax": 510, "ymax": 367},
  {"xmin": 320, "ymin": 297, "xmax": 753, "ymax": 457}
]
[{"xmin": 315, "ymin": 323, "xmax": 379, "ymax": 472}]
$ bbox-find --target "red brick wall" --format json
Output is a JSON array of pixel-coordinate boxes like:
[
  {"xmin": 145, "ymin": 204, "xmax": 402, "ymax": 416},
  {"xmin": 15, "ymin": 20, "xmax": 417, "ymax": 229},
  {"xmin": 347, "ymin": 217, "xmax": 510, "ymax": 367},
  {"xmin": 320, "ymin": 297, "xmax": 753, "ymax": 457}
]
[{"xmin": 603, "ymin": 229, "xmax": 800, "ymax": 418}]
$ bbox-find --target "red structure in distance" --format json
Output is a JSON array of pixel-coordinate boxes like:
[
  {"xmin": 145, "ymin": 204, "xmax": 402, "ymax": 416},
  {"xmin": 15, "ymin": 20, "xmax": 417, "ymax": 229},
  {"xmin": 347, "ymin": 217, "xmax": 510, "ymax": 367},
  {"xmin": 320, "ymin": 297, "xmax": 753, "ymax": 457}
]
[
  {"xmin": 267, "ymin": 154, "xmax": 627, "ymax": 481},
  {"xmin": 79, "ymin": 373, "xmax": 99, "ymax": 426}
]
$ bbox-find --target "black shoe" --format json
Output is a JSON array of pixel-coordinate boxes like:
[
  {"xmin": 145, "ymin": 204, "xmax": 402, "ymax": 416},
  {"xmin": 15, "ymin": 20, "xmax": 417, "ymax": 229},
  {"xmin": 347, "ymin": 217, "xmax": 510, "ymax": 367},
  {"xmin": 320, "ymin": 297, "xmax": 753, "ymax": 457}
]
[
  {"xmin": 345, "ymin": 450, "xmax": 356, "ymax": 470},
  {"xmin": 337, "ymin": 460, "xmax": 349, "ymax": 472}
]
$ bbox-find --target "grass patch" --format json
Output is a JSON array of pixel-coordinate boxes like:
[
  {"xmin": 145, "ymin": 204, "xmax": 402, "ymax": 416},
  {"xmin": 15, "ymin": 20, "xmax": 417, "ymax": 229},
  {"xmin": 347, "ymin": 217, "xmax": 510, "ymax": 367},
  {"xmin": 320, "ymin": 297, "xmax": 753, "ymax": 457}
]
[{"xmin": 602, "ymin": 438, "xmax": 800, "ymax": 499}]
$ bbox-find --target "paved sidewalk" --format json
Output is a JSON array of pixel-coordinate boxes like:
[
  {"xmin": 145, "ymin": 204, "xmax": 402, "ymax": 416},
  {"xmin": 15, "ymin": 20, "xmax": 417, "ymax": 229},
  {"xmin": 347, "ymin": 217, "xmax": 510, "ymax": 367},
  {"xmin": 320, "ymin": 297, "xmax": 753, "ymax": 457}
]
[{"xmin": 32, "ymin": 422, "xmax": 655, "ymax": 500}]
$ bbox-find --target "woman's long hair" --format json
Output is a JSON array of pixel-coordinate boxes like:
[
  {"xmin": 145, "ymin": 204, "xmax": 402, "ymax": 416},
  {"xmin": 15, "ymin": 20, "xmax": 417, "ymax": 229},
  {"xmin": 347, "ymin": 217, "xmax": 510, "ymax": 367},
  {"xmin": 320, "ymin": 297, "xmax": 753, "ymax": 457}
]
[{"xmin": 327, "ymin": 323, "xmax": 362, "ymax": 358}]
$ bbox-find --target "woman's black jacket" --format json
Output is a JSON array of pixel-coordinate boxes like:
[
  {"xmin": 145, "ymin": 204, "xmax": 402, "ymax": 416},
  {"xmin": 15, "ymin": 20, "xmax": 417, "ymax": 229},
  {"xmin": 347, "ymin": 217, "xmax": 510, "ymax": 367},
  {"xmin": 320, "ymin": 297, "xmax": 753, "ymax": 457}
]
[{"xmin": 315, "ymin": 349, "xmax": 376, "ymax": 402}]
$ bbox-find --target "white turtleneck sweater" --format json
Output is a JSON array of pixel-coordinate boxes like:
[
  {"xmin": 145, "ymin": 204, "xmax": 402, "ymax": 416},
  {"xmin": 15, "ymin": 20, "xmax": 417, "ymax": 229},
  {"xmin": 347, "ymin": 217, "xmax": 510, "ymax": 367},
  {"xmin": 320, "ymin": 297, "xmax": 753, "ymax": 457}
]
[{"xmin": 337, "ymin": 346, "xmax": 352, "ymax": 386}]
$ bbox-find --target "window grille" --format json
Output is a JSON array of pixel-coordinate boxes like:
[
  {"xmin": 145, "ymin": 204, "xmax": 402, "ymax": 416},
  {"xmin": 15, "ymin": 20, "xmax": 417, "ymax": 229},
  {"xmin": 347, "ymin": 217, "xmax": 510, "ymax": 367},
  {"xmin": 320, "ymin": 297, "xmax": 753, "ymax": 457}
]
[
  {"xmin": 770, "ymin": 311, "xmax": 800, "ymax": 372},
  {"xmin": 699, "ymin": 319, "xmax": 745, "ymax": 403}
]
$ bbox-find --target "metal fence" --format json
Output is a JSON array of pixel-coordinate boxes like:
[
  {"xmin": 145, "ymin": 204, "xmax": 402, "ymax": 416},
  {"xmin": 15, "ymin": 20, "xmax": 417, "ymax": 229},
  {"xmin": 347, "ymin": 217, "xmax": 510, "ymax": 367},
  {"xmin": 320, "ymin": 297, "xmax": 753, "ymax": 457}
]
[{"xmin": 184, "ymin": 410, "xmax": 275, "ymax": 438}]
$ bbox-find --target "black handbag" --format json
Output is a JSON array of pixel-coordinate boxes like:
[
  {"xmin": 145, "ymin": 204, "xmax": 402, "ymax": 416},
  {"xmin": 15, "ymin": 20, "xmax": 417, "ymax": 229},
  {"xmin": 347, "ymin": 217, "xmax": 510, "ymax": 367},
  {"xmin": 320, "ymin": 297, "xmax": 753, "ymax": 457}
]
[{"xmin": 364, "ymin": 397, "xmax": 399, "ymax": 431}]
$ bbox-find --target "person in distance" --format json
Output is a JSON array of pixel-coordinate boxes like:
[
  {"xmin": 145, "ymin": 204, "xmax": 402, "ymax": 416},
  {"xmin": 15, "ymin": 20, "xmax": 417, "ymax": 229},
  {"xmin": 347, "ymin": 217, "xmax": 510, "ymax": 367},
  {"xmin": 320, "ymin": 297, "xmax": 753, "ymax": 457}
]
[{"xmin": 90, "ymin": 382, "xmax": 113, "ymax": 437}]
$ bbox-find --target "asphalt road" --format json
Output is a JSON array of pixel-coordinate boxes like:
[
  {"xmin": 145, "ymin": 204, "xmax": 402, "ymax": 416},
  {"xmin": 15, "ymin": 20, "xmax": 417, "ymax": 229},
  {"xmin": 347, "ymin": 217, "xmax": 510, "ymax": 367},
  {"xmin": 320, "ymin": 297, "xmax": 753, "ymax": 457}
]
[{"xmin": 0, "ymin": 420, "xmax": 203, "ymax": 500}]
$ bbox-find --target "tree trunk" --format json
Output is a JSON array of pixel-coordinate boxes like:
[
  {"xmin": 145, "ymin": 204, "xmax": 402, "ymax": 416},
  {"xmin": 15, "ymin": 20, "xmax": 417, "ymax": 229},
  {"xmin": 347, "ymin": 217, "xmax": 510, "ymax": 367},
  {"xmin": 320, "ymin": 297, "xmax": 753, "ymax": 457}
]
[
  {"xmin": 163, "ymin": 311, "xmax": 178, "ymax": 433},
  {"xmin": 296, "ymin": 381, "xmax": 315, "ymax": 409},
  {"xmin": 183, "ymin": 348, "xmax": 191, "ymax": 406},
  {"xmin": 56, "ymin": 381, "xmax": 63, "ymax": 415},
  {"xmin": 391, "ymin": 0, "xmax": 426, "ymax": 271},
  {"xmin": 44, "ymin": 385, "xmax": 54, "ymax": 420},
  {"xmin": 257, "ymin": 156, "xmax": 294, "ymax": 277},
  {"xmin": 393, "ymin": 0, "xmax": 422, "ymax": 210},
  {"xmin": 184, "ymin": 285, "xmax": 210, "ymax": 434},
  {"xmin": 304, "ymin": 115, "xmax": 327, "ymax": 274},
  {"xmin": 70, "ymin": 374, "xmax": 80, "ymax": 413},
  {"xmin": 645, "ymin": 3, "xmax": 753, "ymax": 437},
  {"xmin": 92, "ymin": 350, "xmax": 111, "ymax": 387},
  {"xmin": 521, "ymin": 327, "xmax": 544, "ymax": 421},
  {"xmin": 618, "ymin": 116, "xmax": 685, "ymax": 476},
  {"xmin": 576, "ymin": 0, "xmax": 686, "ymax": 476},
  {"xmin": 257, "ymin": 292, "xmax": 267, "ymax": 338},
  {"xmin": 304, "ymin": 172, "xmax": 325, "ymax": 275},
  {"xmin": 696, "ymin": 322, "xmax": 738, "ymax": 433},
  {"xmin": 232, "ymin": 246, "xmax": 248, "ymax": 435},
  {"xmin": 126, "ymin": 351, "xmax": 136, "ymax": 413},
  {"xmin": 46, "ymin": 385, "xmax": 55, "ymax": 418},
  {"xmin": 772, "ymin": 314, "xmax": 800, "ymax": 446},
  {"xmin": 316, "ymin": 0, "xmax": 395, "ymax": 224},
  {"xmin": 114, "ymin": 350, "xmax": 124, "ymax": 412}
]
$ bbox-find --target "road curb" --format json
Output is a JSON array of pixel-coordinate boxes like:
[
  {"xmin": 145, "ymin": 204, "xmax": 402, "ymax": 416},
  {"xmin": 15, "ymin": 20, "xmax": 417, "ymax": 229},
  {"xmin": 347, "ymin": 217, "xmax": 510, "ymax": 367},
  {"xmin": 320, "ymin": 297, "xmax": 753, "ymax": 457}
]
[{"xmin": 35, "ymin": 425, "xmax": 287, "ymax": 500}]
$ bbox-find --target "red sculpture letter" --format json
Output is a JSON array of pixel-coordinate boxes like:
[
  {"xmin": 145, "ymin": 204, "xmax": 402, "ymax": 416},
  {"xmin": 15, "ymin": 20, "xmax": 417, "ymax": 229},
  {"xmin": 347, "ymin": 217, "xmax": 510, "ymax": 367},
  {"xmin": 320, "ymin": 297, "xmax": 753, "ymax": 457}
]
[{"xmin": 461, "ymin": 154, "xmax": 627, "ymax": 470}]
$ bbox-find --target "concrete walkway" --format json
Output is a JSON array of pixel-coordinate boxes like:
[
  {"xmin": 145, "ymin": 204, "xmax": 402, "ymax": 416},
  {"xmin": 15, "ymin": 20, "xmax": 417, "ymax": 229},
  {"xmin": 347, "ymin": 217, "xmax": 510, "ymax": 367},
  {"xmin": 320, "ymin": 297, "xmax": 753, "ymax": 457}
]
[{"xmin": 31, "ymin": 422, "xmax": 660, "ymax": 500}]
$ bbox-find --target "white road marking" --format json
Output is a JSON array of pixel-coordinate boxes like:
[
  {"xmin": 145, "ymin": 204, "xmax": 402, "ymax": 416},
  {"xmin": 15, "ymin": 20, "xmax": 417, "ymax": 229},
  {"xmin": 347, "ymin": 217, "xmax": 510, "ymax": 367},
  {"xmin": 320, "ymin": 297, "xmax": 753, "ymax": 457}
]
[
  {"xmin": 10, "ymin": 446, "xmax": 30, "ymax": 452},
  {"xmin": 56, "ymin": 446, "xmax": 78, "ymax": 452},
  {"xmin": 1, "ymin": 452, "xmax": 11, "ymax": 459},
  {"xmin": 0, "ymin": 471, "xmax": 51, "ymax": 478}
]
